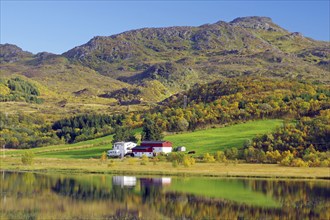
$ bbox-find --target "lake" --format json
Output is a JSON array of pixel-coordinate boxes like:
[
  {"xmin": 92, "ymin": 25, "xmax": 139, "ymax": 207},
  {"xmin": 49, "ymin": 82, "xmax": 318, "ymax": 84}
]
[{"xmin": 1, "ymin": 171, "xmax": 329, "ymax": 219}]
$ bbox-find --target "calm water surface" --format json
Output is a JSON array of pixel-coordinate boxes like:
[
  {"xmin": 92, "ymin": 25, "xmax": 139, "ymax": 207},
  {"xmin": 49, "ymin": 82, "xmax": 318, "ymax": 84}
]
[{"xmin": 0, "ymin": 171, "xmax": 329, "ymax": 219}]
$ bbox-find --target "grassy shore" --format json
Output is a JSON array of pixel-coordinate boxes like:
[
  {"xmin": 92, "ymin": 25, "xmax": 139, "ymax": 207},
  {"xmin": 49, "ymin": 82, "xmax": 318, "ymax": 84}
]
[{"xmin": 1, "ymin": 157, "xmax": 329, "ymax": 179}]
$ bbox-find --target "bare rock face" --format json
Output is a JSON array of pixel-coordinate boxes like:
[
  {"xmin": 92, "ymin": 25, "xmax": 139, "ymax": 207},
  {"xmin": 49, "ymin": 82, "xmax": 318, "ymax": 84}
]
[
  {"xmin": 229, "ymin": 16, "xmax": 285, "ymax": 32},
  {"xmin": 0, "ymin": 44, "xmax": 33, "ymax": 63}
]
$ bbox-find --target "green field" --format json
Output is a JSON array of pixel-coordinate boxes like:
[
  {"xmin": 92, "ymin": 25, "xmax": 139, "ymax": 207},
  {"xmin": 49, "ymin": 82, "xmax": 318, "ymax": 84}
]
[
  {"xmin": 168, "ymin": 177, "xmax": 280, "ymax": 208},
  {"xmin": 5, "ymin": 134, "xmax": 114, "ymax": 158},
  {"xmin": 165, "ymin": 119, "xmax": 283, "ymax": 154},
  {"xmin": 5, "ymin": 119, "xmax": 282, "ymax": 159}
]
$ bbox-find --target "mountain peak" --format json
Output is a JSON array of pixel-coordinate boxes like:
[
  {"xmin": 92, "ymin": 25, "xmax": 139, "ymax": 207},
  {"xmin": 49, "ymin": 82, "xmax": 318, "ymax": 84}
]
[
  {"xmin": 229, "ymin": 16, "xmax": 285, "ymax": 32},
  {"xmin": 230, "ymin": 16, "xmax": 273, "ymax": 24},
  {"xmin": 0, "ymin": 43, "xmax": 33, "ymax": 63}
]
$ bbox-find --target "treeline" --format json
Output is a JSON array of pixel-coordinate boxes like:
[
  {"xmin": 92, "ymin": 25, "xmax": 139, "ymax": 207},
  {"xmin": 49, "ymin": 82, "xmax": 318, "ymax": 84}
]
[
  {"xmin": 99, "ymin": 88, "xmax": 142, "ymax": 104},
  {"xmin": 3, "ymin": 77, "xmax": 329, "ymax": 150},
  {"xmin": 52, "ymin": 114, "xmax": 125, "ymax": 143},
  {"xmin": 124, "ymin": 77, "xmax": 329, "ymax": 132},
  {"xmin": 0, "ymin": 112, "xmax": 60, "ymax": 149},
  {"xmin": 242, "ymin": 110, "xmax": 330, "ymax": 167},
  {"xmin": 0, "ymin": 112, "xmax": 126, "ymax": 148},
  {"xmin": 0, "ymin": 77, "xmax": 43, "ymax": 103}
]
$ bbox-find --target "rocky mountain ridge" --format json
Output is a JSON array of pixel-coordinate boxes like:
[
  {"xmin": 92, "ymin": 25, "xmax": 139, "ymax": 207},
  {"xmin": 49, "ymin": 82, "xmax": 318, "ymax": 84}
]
[{"xmin": 1, "ymin": 16, "xmax": 329, "ymax": 106}]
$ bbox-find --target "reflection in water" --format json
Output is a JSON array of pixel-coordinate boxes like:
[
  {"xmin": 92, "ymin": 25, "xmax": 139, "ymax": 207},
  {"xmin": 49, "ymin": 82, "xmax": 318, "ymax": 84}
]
[
  {"xmin": 113, "ymin": 176, "xmax": 137, "ymax": 188},
  {"xmin": 1, "ymin": 171, "xmax": 329, "ymax": 219}
]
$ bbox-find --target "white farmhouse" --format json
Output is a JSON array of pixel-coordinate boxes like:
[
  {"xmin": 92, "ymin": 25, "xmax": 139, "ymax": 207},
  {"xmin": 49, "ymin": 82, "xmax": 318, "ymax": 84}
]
[{"xmin": 107, "ymin": 142, "xmax": 137, "ymax": 157}]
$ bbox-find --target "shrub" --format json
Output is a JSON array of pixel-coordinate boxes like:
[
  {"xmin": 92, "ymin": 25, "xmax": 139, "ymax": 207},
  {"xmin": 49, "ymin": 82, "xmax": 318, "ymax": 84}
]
[
  {"xmin": 224, "ymin": 147, "xmax": 238, "ymax": 160},
  {"xmin": 320, "ymin": 159, "xmax": 330, "ymax": 167},
  {"xmin": 21, "ymin": 151, "xmax": 34, "ymax": 165},
  {"xmin": 308, "ymin": 159, "xmax": 321, "ymax": 167},
  {"xmin": 266, "ymin": 150, "xmax": 281, "ymax": 163},
  {"xmin": 291, "ymin": 158, "xmax": 308, "ymax": 167},
  {"xmin": 183, "ymin": 155, "xmax": 195, "ymax": 167},
  {"xmin": 155, "ymin": 153, "xmax": 167, "ymax": 162},
  {"xmin": 167, "ymin": 152, "xmax": 185, "ymax": 164},
  {"xmin": 100, "ymin": 151, "xmax": 107, "ymax": 163},
  {"xmin": 108, "ymin": 160, "xmax": 115, "ymax": 167},
  {"xmin": 203, "ymin": 153, "xmax": 215, "ymax": 163},
  {"xmin": 214, "ymin": 151, "xmax": 226, "ymax": 162},
  {"xmin": 280, "ymin": 150, "xmax": 294, "ymax": 166},
  {"xmin": 140, "ymin": 154, "xmax": 148, "ymax": 165}
]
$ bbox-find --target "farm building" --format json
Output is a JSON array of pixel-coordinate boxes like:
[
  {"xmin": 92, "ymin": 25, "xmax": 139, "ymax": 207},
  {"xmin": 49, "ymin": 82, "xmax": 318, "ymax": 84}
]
[
  {"xmin": 131, "ymin": 146, "xmax": 153, "ymax": 157},
  {"xmin": 177, "ymin": 146, "xmax": 186, "ymax": 152},
  {"xmin": 132, "ymin": 141, "xmax": 172, "ymax": 157},
  {"xmin": 107, "ymin": 142, "xmax": 137, "ymax": 157}
]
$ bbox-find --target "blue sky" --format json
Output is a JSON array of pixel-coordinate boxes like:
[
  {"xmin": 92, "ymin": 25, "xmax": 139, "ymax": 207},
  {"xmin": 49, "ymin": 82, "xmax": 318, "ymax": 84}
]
[{"xmin": 1, "ymin": 1, "xmax": 329, "ymax": 54}]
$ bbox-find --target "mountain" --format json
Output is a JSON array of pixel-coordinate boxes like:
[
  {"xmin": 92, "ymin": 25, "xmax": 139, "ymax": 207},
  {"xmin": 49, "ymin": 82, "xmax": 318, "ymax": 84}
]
[
  {"xmin": 1, "ymin": 16, "xmax": 329, "ymax": 115},
  {"xmin": 63, "ymin": 16, "xmax": 329, "ymax": 83}
]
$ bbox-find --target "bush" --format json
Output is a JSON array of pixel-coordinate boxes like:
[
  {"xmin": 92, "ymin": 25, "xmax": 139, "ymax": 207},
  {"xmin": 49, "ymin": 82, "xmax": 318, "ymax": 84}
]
[
  {"xmin": 100, "ymin": 151, "xmax": 107, "ymax": 163},
  {"xmin": 265, "ymin": 150, "xmax": 281, "ymax": 163},
  {"xmin": 214, "ymin": 151, "xmax": 226, "ymax": 162},
  {"xmin": 320, "ymin": 159, "xmax": 330, "ymax": 167},
  {"xmin": 108, "ymin": 160, "xmax": 115, "ymax": 167},
  {"xmin": 167, "ymin": 152, "xmax": 185, "ymax": 164},
  {"xmin": 225, "ymin": 147, "xmax": 238, "ymax": 160},
  {"xmin": 155, "ymin": 153, "xmax": 167, "ymax": 162},
  {"xmin": 308, "ymin": 159, "xmax": 321, "ymax": 167},
  {"xmin": 140, "ymin": 154, "xmax": 148, "ymax": 165},
  {"xmin": 291, "ymin": 158, "xmax": 308, "ymax": 167},
  {"xmin": 21, "ymin": 151, "xmax": 34, "ymax": 165},
  {"xmin": 183, "ymin": 155, "xmax": 195, "ymax": 167},
  {"xmin": 280, "ymin": 151, "xmax": 294, "ymax": 166},
  {"xmin": 203, "ymin": 153, "xmax": 215, "ymax": 163}
]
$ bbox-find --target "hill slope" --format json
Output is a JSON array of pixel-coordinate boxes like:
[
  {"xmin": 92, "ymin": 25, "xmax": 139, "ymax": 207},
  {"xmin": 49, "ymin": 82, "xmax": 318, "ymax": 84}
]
[
  {"xmin": 64, "ymin": 16, "xmax": 329, "ymax": 85},
  {"xmin": 4, "ymin": 119, "xmax": 282, "ymax": 158},
  {"xmin": 1, "ymin": 16, "xmax": 329, "ymax": 109}
]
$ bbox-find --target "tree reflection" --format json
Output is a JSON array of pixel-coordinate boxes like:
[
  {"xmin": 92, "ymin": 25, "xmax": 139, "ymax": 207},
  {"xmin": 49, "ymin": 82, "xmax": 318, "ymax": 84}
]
[{"xmin": 1, "ymin": 172, "xmax": 329, "ymax": 219}]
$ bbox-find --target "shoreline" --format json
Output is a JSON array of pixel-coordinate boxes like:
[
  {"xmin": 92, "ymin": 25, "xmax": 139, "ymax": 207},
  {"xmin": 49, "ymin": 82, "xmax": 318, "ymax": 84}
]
[{"xmin": 1, "ymin": 157, "xmax": 329, "ymax": 180}]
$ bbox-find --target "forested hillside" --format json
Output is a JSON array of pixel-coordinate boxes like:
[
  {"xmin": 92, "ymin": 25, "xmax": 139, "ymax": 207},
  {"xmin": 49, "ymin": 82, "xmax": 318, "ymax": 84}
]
[{"xmin": 0, "ymin": 16, "xmax": 329, "ymax": 163}]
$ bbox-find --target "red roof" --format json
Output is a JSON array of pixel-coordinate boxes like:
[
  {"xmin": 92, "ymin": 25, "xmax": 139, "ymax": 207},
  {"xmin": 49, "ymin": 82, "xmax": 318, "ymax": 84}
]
[
  {"xmin": 141, "ymin": 141, "xmax": 172, "ymax": 147},
  {"xmin": 132, "ymin": 146, "xmax": 153, "ymax": 152}
]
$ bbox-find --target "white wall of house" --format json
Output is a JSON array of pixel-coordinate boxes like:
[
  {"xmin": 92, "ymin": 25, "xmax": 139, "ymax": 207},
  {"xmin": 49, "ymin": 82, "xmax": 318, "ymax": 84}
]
[
  {"xmin": 153, "ymin": 147, "xmax": 172, "ymax": 154},
  {"xmin": 133, "ymin": 152, "xmax": 153, "ymax": 157},
  {"xmin": 113, "ymin": 142, "xmax": 137, "ymax": 156}
]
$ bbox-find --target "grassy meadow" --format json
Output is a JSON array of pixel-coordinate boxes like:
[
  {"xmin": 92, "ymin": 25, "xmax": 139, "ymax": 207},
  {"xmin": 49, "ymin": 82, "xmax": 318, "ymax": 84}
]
[
  {"xmin": 1, "ymin": 156, "xmax": 329, "ymax": 179},
  {"xmin": 165, "ymin": 119, "xmax": 284, "ymax": 154},
  {"xmin": 3, "ymin": 119, "xmax": 283, "ymax": 159},
  {"xmin": 4, "ymin": 118, "xmax": 328, "ymax": 180}
]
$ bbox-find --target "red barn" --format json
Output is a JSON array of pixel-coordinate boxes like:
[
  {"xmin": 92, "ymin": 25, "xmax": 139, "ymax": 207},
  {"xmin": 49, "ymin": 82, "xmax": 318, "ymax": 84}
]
[{"xmin": 132, "ymin": 141, "xmax": 172, "ymax": 157}]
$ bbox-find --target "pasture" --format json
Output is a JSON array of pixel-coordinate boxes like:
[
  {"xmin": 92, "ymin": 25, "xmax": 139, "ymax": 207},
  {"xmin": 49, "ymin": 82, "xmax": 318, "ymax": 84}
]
[{"xmin": 3, "ymin": 119, "xmax": 283, "ymax": 159}]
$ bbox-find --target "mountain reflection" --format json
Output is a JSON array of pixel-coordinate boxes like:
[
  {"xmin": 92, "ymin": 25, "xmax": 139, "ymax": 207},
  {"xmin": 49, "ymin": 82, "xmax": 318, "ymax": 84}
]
[{"xmin": 1, "ymin": 172, "xmax": 329, "ymax": 219}]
